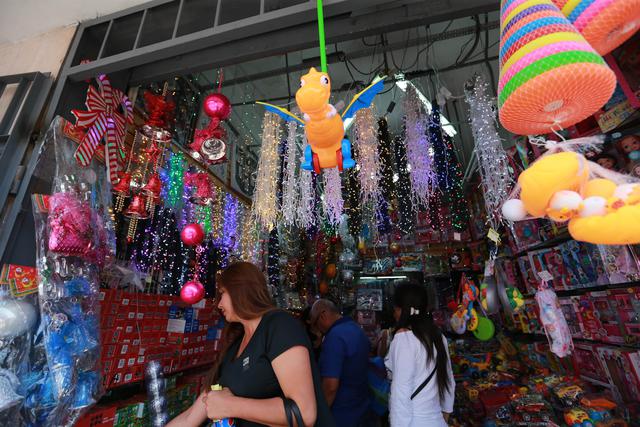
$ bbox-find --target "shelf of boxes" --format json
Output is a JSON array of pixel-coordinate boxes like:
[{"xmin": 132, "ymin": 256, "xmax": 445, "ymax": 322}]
[{"xmin": 98, "ymin": 289, "xmax": 223, "ymax": 390}]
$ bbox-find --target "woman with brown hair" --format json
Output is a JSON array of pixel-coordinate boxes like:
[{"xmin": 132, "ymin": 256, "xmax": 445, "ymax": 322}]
[{"xmin": 167, "ymin": 262, "xmax": 334, "ymax": 427}]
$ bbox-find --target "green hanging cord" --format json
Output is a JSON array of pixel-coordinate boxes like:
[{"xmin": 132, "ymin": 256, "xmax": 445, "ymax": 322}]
[{"xmin": 316, "ymin": 0, "xmax": 328, "ymax": 73}]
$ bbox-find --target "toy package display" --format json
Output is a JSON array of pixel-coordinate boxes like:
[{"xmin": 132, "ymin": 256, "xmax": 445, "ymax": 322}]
[
  {"xmin": 596, "ymin": 245, "xmax": 640, "ymax": 284},
  {"xmin": 29, "ymin": 118, "xmax": 115, "ymax": 425},
  {"xmin": 608, "ymin": 288, "xmax": 640, "ymax": 346}
]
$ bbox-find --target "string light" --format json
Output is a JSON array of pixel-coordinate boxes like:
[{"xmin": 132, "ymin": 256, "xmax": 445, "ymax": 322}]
[
  {"xmin": 222, "ymin": 193, "xmax": 239, "ymax": 249},
  {"xmin": 298, "ymin": 142, "xmax": 316, "ymax": 230},
  {"xmin": 377, "ymin": 118, "xmax": 395, "ymax": 235},
  {"xmin": 167, "ymin": 152, "xmax": 185, "ymax": 208},
  {"xmin": 352, "ymin": 107, "xmax": 381, "ymax": 206},
  {"xmin": 321, "ymin": 167, "xmax": 344, "ymax": 226},
  {"xmin": 430, "ymin": 105, "xmax": 469, "ymax": 232},
  {"xmin": 267, "ymin": 228, "xmax": 280, "ymax": 288},
  {"xmin": 211, "ymin": 187, "xmax": 225, "ymax": 242},
  {"xmin": 403, "ymin": 86, "xmax": 437, "ymax": 208},
  {"xmin": 464, "ymin": 74, "xmax": 514, "ymax": 230},
  {"xmin": 393, "ymin": 130, "xmax": 415, "ymax": 235},
  {"xmin": 252, "ymin": 112, "xmax": 282, "ymax": 231},
  {"xmin": 282, "ymin": 121, "xmax": 300, "ymax": 227}
]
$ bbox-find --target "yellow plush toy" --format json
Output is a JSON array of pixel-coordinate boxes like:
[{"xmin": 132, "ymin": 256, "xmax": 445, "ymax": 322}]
[{"xmin": 502, "ymin": 150, "xmax": 640, "ymax": 245}]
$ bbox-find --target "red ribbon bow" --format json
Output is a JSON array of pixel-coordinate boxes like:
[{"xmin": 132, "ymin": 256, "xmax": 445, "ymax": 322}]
[{"xmin": 72, "ymin": 74, "xmax": 133, "ymax": 183}]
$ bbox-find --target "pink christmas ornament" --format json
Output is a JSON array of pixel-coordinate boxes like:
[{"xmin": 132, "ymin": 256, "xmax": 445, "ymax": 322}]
[
  {"xmin": 180, "ymin": 280, "xmax": 205, "ymax": 305},
  {"xmin": 203, "ymin": 93, "xmax": 231, "ymax": 120},
  {"xmin": 181, "ymin": 223, "xmax": 205, "ymax": 246}
]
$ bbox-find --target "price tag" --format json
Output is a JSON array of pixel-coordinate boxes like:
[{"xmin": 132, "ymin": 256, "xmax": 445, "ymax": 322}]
[
  {"xmin": 537, "ymin": 270, "xmax": 554, "ymax": 282},
  {"xmin": 487, "ymin": 228, "xmax": 501, "ymax": 244},
  {"xmin": 453, "ymin": 232, "xmax": 462, "ymax": 241}
]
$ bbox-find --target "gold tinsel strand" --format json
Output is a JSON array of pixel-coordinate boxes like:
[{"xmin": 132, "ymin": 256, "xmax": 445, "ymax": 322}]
[
  {"xmin": 211, "ymin": 187, "xmax": 225, "ymax": 241},
  {"xmin": 252, "ymin": 112, "xmax": 282, "ymax": 231}
]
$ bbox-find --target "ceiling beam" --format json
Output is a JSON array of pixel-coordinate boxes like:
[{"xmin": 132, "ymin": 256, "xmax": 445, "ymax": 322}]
[
  {"xmin": 65, "ymin": 0, "xmax": 395, "ymax": 82},
  {"xmin": 201, "ymin": 19, "xmax": 499, "ymax": 91},
  {"xmin": 127, "ymin": 0, "xmax": 498, "ymax": 85}
]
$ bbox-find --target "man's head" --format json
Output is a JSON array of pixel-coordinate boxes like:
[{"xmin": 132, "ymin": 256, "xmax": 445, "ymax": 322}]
[{"xmin": 310, "ymin": 299, "xmax": 341, "ymax": 334}]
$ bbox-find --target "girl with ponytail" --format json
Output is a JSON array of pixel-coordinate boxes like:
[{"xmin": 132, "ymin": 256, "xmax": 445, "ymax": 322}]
[{"xmin": 384, "ymin": 282, "xmax": 455, "ymax": 426}]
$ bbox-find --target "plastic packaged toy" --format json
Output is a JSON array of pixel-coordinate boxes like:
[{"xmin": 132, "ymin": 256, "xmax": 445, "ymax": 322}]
[
  {"xmin": 30, "ymin": 118, "xmax": 114, "ymax": 425},
  {"xmin": 535, "ymin": 282, "xmax": 574, "ymax": 358}
]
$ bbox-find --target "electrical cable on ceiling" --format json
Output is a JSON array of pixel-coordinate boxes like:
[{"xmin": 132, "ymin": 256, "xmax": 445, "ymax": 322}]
[{"xmin": 455, "ymin": 15, "xmax": 481, "ymax": 66}]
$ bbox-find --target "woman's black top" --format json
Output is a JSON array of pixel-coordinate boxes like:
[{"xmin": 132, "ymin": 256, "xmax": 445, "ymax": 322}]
[{"xmin": 218, "ymin": 310, "xmax": 335, "ymax": 427}]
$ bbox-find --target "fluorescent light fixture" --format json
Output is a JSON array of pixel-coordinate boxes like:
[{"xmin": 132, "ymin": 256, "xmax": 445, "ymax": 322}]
[
  {"xmin": 359, "ymin": 275, "xmax": 408, "ymax": 280},
  {"xmin": 395, "ymin": 78, "xmax": 457, "ymax": 137}
]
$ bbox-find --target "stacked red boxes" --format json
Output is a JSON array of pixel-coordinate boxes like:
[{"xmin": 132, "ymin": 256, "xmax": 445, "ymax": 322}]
[{"xmin": 99, "ymin": 289, "xmax": 221, "ymax": 389}]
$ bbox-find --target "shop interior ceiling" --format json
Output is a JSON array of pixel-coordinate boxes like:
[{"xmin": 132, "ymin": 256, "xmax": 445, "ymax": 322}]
[
  {"xmin": 50, "ymin": 0, "xmax": 500, "ymax": 176},
  {"xmin": 201, "ymin": 13, "xmax": 501, "ymax": 168}
]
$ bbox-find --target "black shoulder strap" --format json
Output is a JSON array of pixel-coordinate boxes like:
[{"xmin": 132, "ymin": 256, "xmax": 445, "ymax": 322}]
[
  {"xmin": 283, "ymin": 397, "xmax": 306, "ymax": 427},
  {"xmin": 410, "ymin": 366, "xmax": 437, "ymax": 400}
]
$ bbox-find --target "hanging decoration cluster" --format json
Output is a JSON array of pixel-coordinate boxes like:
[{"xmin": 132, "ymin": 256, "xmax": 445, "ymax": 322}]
[
  {"xmin": 394, "ymin": 131, "xmax": 415, "ymax": 235},
  {"xmin": 282, "ymin": 121, "xmax": 300, "ymax": 227},
  {"xmin": 252, "ymin": 112, "xmax": 282, "ymax": 231},
  {"xmin": 298, "ymin": 140, "xmax": 317, "ymax": 230},
  {"xmin": 352, "ymin": 108, "xmax": 381, "ymax": 206},
  {"xmin": 430, "ymin": 105, "xmax": 469, "ymax": 232},
  {"xmin": 403, "ymin": 86, "xmax": 437, "ymax": 208},
  {"xmin": 322, "ymin": 168, "xmax": 344, "ymax": 226},
  {"xmin": 222, "ymin": 193, "xmax": 239, "ymax": 250},
  {"xmin": 465, "ymin": 74, "xmax": 513, "ymax": 230}
]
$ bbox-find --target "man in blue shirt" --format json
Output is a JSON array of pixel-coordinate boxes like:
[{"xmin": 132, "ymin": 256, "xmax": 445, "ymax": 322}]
[{"xmin": 311, "ymin": 299, "xmax": 371, "ymax": 427}]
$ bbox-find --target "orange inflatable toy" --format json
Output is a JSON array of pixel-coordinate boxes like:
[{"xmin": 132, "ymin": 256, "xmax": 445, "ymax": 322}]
[
  {"xmin": 498, "ymin": 0, "xmax": 616, "ymax": 135},
  {"xmin": 551, "ymin": 0, "xmax": 640, "ymax": 55},
  {"xmin": 502, "ymin": 148, "xmax": 640, "ymax": 245},
  {"xmin": 258, "ymin": 68, "xmax": 385, "ymax": 173}
]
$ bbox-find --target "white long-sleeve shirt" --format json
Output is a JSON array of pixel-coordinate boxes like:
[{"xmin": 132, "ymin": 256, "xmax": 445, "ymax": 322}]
[{"xmin": 384, "ymin": 331, "xmax": 455, "ymax": 427}]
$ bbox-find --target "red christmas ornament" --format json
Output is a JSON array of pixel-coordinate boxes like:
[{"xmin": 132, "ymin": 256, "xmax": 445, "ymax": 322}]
[
  {"xmin": 181, "ymin": 223, "xmax": 205, "ymax": 246},
  {"xmin": 112, "ymin": 173, "xmax": 132, "ymax": 197},
  {"xmin": 124, "ymin": 195, "xmax": 149, "ymax": 219},
  {"xmin": 141, "ymin": 173, "xmax": 162, "ymax": 200},
  {"xmin": 395, "ymin": 258, "xmax": 403, "ymax": 268},
  {"xmin": 203, "ymin": 93, "xmax": 231, "ymax": 120},
  {"xmin": 180, "ymin": 280, "xmax": 205, "ymax": 305},
  {"xmin": 143, "ymin": 91, "xmax": 175, "ymax": 129}
]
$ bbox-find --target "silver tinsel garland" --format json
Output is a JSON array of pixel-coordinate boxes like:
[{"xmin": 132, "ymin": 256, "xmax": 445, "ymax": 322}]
[{"xmin": 465, "ymin": 74, "xmax": 514, "ymax": 229}]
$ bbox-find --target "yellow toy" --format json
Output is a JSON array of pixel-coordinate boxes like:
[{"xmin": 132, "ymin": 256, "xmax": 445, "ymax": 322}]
[
  {"xmin": 258, "ymin": 68, "xmax": 385, "ymax": 173},
  {"xmin": 502, "ymin": 149, "xmax": 640, "ymax": 245}
]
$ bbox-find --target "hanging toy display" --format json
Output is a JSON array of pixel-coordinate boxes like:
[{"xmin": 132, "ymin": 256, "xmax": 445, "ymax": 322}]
[
  {"xmin": 498, "ymin": 0, "xmax": 616, "ymax": 135},
  {"xmin": 258, "ymin": 69, "xmax": 384, "ymax": 174},
  {"xmin": 535, "ymin": 280, "xmax": 574, "ymax": 357},
  {"xmin": 71, "ymin": 74, "xmax": 133, "ymax": 184},
  {"xmin": 256, "ymin": 0, "xmax": 384, "ymax": 173},
  {"xmin": 190, "ymin": 90, "xmax": 231, "ymax": 165},
  {"xmin": 551, "ymin": 0, "xmax": 640, "ymax": 55},
  {"xmin": 32, "ymin": 117, "xmax": 111, "ymax": 422},
  {"xmin": 501, "ymin": 139, "xmax": 640, "ymax": 245},
  {"xmin": 450, "ymin": 275, "xmax": 481, "ymax": 334}
]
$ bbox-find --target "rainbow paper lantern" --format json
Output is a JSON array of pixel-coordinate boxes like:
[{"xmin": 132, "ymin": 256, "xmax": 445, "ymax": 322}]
[
  {"xmin": 499, "ymin": 0, "xmax": 617, "ymax": 135},
  {"xmin": 552, "ymin": 0, "xmax": 640, "ymax": 55}
]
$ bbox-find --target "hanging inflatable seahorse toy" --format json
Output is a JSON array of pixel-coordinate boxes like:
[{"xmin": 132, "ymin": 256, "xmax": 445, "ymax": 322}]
[{"xmin": 257, "ymin": 68, "xmax": 385, "ymax": 173}]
